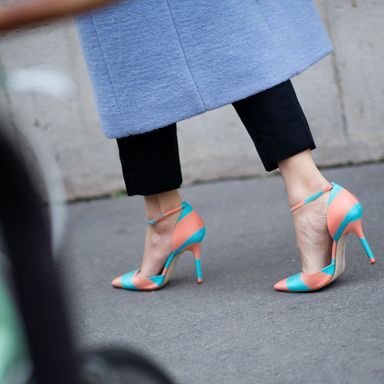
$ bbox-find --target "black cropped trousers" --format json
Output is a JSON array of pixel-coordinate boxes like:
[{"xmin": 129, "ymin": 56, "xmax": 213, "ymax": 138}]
[{"xmin": 116, "ymin": 79, "xmax": 316, "ymax": 196}]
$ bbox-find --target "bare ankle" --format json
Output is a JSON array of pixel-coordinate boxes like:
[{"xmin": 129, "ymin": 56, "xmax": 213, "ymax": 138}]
[
  {"xmin": 278, "ymin": 149, "xmax": 330, "ymax": 206},
  {"xmin": 143, "ymin": 189, "xmax": 182, "ymax": 227},
  {"xmin": 287, "ymin": 178, "xmax": 330, "ymax": 206},
  {"xmin": 146, "ymin": 211, "xmax": 180, "ymax": 235}
]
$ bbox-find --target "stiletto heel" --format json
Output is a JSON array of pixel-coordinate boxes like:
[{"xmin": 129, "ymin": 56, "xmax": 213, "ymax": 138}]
[
  {"xmin": 112, "ymin": 201, "xmax": 206, "ymax": 291},
  {"xmin": 274, "ymin": 182, "xmax": 377, "ymax": 292},
  {"xmin": 347, "ymin": 218, "xmax": 376, "ymax": 264},
  {"xmin": 360, "ymin": 237, "xmax": 376, "ymax": 264},
  {"xmin": 188, "ymin": 242, "xmax": 203, "ymax": 284}
]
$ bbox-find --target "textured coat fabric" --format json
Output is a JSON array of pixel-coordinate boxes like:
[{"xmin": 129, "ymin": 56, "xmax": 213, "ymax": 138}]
[{"xmin": 74, "ymin": 0, "xmax": 332, "ymax": 139}]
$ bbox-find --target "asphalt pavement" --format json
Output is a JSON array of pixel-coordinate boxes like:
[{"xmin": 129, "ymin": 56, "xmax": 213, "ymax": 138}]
[{"xmin": 61, "ymin": 162, "xmax": 384, "ymax": 384}]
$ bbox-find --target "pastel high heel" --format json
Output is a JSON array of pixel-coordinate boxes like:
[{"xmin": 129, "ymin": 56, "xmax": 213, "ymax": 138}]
[
  {"xmin": 112, "ymin": 200, "xmax": 206, "ymax": 291},
  {"xmin": 274, "ymin": 182, "xmax": 376, "ymax": 292}
]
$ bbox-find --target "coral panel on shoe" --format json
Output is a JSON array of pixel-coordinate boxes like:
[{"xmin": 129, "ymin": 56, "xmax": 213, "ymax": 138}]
[{"xmin": 274, "ymin": 182, "xmax": 376, "ymax": 293}]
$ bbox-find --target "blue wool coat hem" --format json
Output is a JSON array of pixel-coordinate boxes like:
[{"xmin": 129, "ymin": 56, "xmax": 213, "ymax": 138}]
[
  {"xmin": 102, "ymin": 46, "xmax": 332, "ymax": 139},
  {"xmin": 75, "ymin": 0, "xmax": 333, "ymax": 139}
]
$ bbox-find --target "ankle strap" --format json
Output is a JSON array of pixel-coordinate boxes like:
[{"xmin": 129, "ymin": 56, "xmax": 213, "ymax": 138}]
[
  {"xmin": 290, "ymin": 183, "xmax": 333, "ymax": 213},
  {"xmin": 144, "ymin": 203, "xmax": 184, "ymax": 225}
]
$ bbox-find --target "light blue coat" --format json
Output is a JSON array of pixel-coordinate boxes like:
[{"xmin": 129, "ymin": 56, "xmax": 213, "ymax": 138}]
[{"xmin": 74, "ymin": 0, "xmax": 332, "ymax": 138}]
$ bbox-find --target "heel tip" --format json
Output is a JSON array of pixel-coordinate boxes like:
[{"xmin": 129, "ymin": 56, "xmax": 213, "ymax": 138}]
[
  {"xmin": 370, "ymin": 258, "xmax": 376, "ymax": 264},
  {"xmin": 197, "ymin": 278, "xmax": 203, "ymax": 284}
]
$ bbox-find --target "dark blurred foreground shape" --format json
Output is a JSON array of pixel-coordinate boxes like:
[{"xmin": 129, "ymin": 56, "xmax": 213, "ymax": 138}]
[
  {"xmin": 0, "ymin": 120, "xmax": 80, "ymax": 383},
  {"xmin": 0, "ymin": 113, "xmax": 176, "ymax": 383},
  {"xmin": 0, "ymin": 1, "xmax": 176, "ymax": 382}
]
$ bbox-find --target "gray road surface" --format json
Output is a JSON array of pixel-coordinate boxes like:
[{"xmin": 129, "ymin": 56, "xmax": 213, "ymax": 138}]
[{"xmin": 62, "ymin": 163, "xmax": 384, "ymax": 384}]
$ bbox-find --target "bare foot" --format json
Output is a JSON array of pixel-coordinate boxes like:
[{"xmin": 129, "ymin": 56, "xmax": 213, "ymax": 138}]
[
  {"xmin": 136, "ymin": 209, "xmax": 181, "ymax": 278},
  {"xmin": 291, "ymin": 192, "xmax": 333, "ymax": 274}
]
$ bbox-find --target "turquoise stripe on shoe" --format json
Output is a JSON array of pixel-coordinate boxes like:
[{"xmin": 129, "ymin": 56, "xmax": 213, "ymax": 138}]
[
  {"xmin": 360, "ymin": 238, "xmax": 375, "ymax": 260},
  {"xmin": 333, "ymin": 202, "xmax": 363, "ymax": 241},
  {"xmin": 121, "ymin": 270, "xmax": 139, "ymax": 290},
  {"xmin": 286, "ymin": 273, "xmax": 311, "ymax": 291},
  {"xmin": 304, "ymin": 190, "xmax": 324, "ymax": 204},
  {"xmin": 164, "ymin": 227, "xmax": 206, "ymax": 269},
  {"xmin": 195, "ymin": 259, "xmax": 203, "ymax": 280},
  {"xmin": 176, "ymin": 201, "xmax": 193, "ymax": 223},
  {"xmin": 328, "ymin": 183, "xmax": 343, "ymax": 205},
  {"xmin": 148, "ymin": 275, "xmax": 165, "ymax": 286},
  {"xmin": 321, "ymin": 258, "xmax": 336, "ymax": 275}
]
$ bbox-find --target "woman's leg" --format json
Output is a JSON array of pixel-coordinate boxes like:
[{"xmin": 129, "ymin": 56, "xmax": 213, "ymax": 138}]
[
  {"xmin": 278, "ymin": 150, "xmax": 332, "ymax": 274},
  {"xmin": 232, "ymin": 80, "xmax": 332, "ymax": 274},
  {"xmin": 116, "ymin": 123, "xmax": 184, "ymax": 278}
]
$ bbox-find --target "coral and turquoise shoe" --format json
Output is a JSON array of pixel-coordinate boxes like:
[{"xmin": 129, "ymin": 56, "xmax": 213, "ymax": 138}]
[
  {"xmin": 112, "ymin": 201, "xmax": 206, "ymax": 291},
  {"xmin": 274, "ymin": 182, "xmax": 376, "ymax": 292}
]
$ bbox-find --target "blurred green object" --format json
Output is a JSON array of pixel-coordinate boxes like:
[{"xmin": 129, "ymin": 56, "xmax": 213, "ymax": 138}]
[{"xmin": 0, "ymin": 272, "xmax": 32, "ymax": 384}]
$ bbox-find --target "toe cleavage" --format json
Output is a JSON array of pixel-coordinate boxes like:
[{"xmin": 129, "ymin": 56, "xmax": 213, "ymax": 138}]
[{"xmin": 112, "ymin": 201, "xmax": 206, "ymax": 291}]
